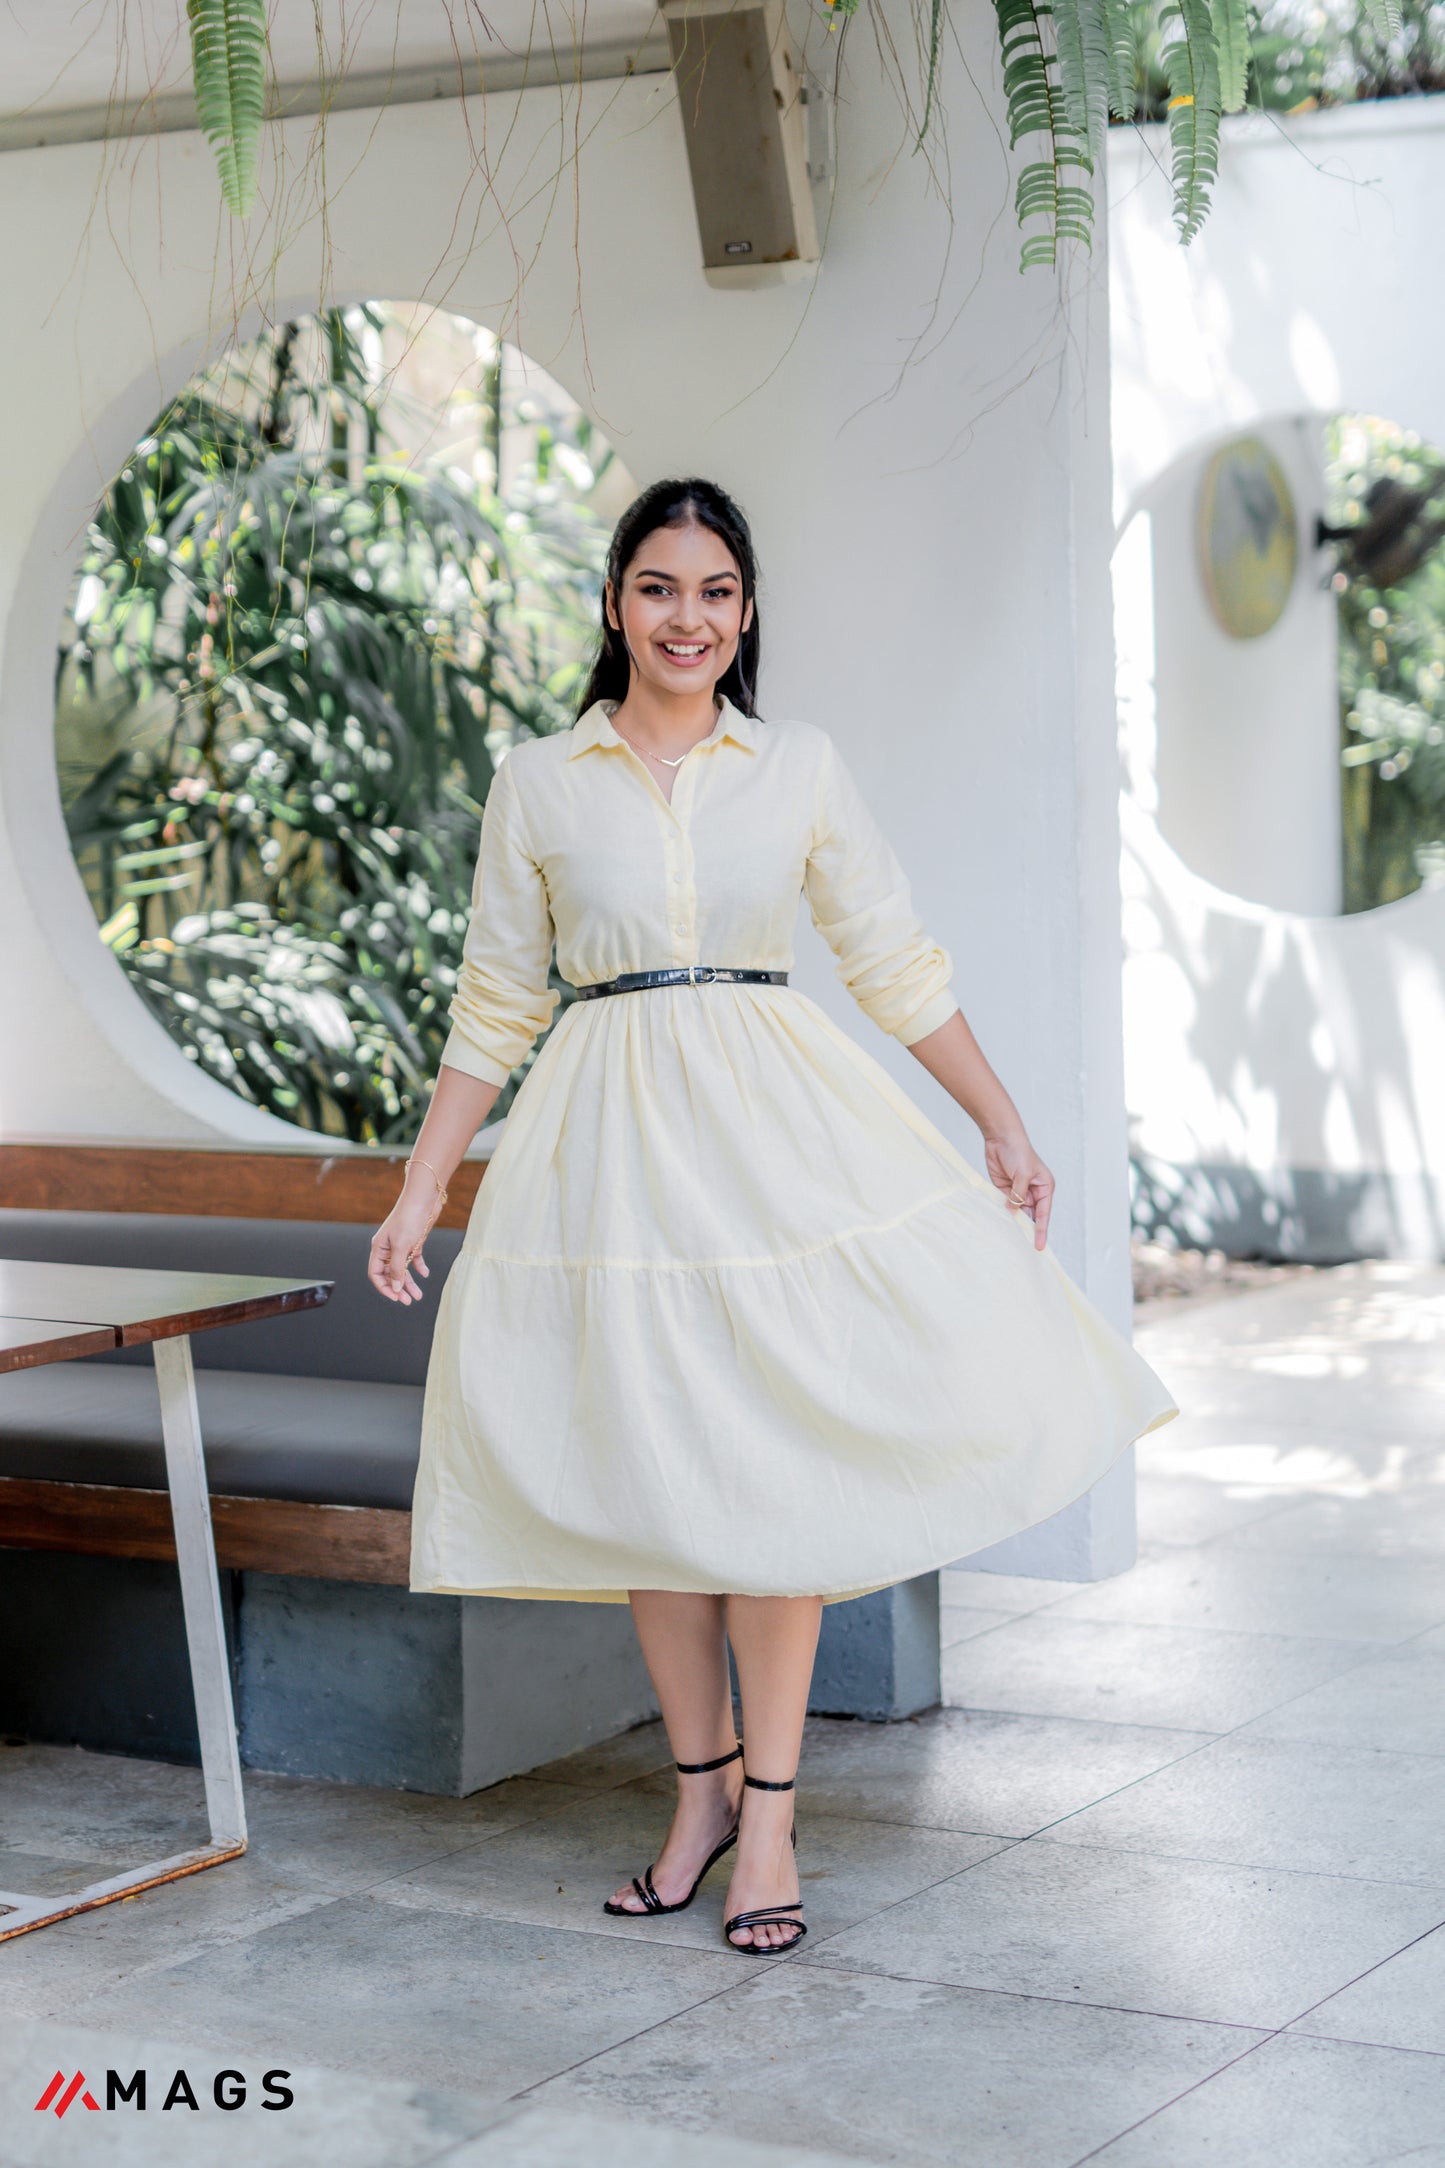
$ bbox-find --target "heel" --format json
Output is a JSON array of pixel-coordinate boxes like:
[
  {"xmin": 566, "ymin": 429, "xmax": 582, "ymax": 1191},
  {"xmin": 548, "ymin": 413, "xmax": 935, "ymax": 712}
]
[{"xmin": 602, "ymin": 1740, "xmax": 742, "ymax": 1919}]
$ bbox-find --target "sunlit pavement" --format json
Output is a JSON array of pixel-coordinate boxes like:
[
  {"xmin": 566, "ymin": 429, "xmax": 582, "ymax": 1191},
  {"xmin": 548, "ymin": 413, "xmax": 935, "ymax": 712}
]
[{"xmin": 3, "ymin": 1262, "xmax": 1444, "ymax": 2166}]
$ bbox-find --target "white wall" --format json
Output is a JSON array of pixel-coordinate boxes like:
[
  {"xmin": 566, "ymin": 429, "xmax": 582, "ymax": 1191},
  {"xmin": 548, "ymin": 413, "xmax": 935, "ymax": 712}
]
[
  {"xmin": 1110, "ymin": 99, "xmax": 1445, "ymax": 1258},
  {"xmin": 0, "ymin": 19, "xmax": 1136, "ymax": 1571}
]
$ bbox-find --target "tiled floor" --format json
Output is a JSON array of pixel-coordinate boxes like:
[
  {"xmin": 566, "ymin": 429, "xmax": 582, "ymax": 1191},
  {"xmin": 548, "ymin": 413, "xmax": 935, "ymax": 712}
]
[{"xmin": 3, "ymin": 1260, "xmax": 1444, "ymax": 2166}]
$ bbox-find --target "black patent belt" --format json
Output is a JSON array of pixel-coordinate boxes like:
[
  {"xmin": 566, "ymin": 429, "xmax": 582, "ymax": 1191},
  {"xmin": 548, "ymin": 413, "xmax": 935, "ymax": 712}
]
[{"xmin": 575, "ymin": 966, "xmax": 789, "ymax": 1000}]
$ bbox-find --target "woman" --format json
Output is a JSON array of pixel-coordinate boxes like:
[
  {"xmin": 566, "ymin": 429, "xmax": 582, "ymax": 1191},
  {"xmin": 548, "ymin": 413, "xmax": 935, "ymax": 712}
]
[{"xmin": 369, "ymin": 477, "xmax": 1177, "ymax": 1955}]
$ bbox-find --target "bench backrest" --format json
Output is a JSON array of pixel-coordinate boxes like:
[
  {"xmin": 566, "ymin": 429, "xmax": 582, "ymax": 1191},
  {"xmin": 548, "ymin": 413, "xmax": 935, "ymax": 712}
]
[{"xmin": 0, "ymin": 1144, "xmax": 480, "ymax": 1378}]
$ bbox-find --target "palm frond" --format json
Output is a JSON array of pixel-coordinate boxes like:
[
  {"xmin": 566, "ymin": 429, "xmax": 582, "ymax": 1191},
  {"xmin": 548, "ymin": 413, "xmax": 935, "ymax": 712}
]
[{"xmin": 186, "ymin": 0, "xmax": 267, "ymax": 217}]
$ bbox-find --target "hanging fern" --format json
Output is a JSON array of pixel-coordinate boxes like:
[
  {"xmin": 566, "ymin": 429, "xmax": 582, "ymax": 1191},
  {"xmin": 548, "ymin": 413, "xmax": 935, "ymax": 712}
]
[
  {"xmin": 187, "ymin": 0, "xmax": 267, "ymax": 218},
  {"xmin": 1158, "ymin": 0, "xmax": 1224, "ymax": 242},
  {"xmin": 994, "ymin": 0, "xmax": 1098, "ymax": 270},
  {"xmin": 1212, "ymin": 0, "xmax": 1252, "ymax": 113}
]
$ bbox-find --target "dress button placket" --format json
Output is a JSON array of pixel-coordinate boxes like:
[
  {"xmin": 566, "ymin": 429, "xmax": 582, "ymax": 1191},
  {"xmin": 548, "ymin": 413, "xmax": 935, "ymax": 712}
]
[{"xmin": 668, "ymin": 766, "xmax": 698, "ymax": 963}]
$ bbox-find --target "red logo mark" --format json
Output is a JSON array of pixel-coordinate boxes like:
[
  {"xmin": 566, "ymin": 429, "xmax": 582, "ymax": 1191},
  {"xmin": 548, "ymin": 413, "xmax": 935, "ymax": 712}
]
[{"xmin": 35, "ymin": 2071, "xmax": 101, "ymax": 2117}]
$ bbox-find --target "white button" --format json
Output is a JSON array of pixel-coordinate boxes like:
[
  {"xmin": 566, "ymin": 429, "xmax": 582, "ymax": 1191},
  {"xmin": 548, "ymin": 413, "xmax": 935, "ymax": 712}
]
[
  {"xmin": 670, "ymin": 872, "xmax": 682, "ymax": 884},
  {"xmin": 674, "ymin": 924, "xmax": 686, "ymax": 935}
]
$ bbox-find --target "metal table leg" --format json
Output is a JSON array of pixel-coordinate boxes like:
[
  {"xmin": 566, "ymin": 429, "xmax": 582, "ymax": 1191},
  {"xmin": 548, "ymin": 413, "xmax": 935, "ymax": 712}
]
[{"xmin": 0, "ymin": 1335, "xmax": 246, "ymax": 1940}]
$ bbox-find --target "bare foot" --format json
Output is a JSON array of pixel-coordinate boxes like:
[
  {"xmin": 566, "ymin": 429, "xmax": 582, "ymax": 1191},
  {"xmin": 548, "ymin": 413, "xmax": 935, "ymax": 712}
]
[
  {"xmin": 606, "ymin": 1755, "xmax": 743, "ymax": 1913},
  {"xmin": 722, "ymin": 1787, "xmax": 803, "ymax": 1950}
]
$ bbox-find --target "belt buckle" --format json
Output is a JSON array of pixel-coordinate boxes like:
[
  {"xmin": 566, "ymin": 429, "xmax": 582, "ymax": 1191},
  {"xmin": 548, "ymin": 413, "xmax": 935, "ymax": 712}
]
[{"xmin": 688, "ymin": 965, "xmax": 718, "ymax": 986}]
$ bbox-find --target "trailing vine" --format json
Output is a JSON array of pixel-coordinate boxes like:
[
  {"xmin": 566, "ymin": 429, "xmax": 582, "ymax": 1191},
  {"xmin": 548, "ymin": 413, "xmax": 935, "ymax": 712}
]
[{"xmin": 177, "ymin": 0, "xmax": 1416, "ymax": 274}]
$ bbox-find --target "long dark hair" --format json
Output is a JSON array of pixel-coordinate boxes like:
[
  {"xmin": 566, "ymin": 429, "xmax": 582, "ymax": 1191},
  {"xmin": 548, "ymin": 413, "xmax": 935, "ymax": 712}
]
[{"xmin": 577, "ymin": 477, "xmax": 762, "ymax": 717}]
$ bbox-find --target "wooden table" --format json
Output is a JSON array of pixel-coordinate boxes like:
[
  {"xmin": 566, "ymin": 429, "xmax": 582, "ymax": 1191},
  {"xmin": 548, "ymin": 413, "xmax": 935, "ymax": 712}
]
[{"xmin": 0, "ymin": 1259, "xmax": 330, "ymax": 1940}]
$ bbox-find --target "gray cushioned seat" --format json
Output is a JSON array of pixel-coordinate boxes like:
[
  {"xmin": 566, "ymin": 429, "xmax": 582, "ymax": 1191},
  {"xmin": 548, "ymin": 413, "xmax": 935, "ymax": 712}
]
[{"xmin": 0, "ymin": 1364, "xmax": 422, "ymax": 1510}]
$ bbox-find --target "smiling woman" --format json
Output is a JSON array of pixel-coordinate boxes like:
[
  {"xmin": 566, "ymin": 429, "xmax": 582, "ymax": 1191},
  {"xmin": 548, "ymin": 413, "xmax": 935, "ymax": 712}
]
[{"xmin": 363, "ymin": 470, "xmax": 1178, "ymax": 1955}]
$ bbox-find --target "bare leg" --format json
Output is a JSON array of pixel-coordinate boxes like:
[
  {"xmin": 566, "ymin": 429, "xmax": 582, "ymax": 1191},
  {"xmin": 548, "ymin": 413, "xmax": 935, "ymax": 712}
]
[
  {"xmin": 722, "ymin": 1594, "xmax": 822, "ymax": 1949},
  {"xmin": 606, "ymin": 1590, "xmax": 743, "ymax": 1912}
]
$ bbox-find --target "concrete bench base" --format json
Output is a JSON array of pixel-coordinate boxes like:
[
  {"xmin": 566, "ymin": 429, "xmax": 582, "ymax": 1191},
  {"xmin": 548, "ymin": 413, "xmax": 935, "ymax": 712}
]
[{"xmin": 0, "ymin": 1549, "xmax": 939, "ymax": 1794}]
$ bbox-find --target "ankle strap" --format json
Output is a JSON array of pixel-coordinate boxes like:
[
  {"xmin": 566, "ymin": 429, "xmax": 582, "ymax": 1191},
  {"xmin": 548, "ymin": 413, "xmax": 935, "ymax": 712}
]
[
  {"xmin": 675, "ymin": 1741, "xmax": 743, "ymax": 1775},
  {"xmin": 743, "ymin": 1774, "xmax": 796, "ymax": 1792}
]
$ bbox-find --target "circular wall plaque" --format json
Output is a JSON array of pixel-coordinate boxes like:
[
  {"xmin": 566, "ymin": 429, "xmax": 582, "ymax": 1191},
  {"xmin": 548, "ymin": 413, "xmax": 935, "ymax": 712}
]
[{"xmin": 1198, "ymin": 436, "xmax": 1298, "ymax": 639}]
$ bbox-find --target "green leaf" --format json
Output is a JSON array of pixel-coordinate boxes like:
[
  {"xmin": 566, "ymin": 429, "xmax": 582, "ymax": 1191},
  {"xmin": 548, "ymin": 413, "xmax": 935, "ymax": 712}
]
[
  {"xmin": 1158, "ymin": 0, "xmax": 1223, "ymax": 243},
  {"xmin": 186, "ymin": 0, "xmax": 267, "ymax": 218},
  {"xmin": 1211, "ymin": 0, "xmax": 1250, "ymax": 112},
  {"xmin": 1361, "ymin": 0, "xmax": 1403, "ymax": 43},
  {"xmin": 994, "ymin": 0, "xmax": 1096, "ymax": 270},
  {"xmin": 1052, "ymin": 0, "xmax": 1113, "ymax": 162}
]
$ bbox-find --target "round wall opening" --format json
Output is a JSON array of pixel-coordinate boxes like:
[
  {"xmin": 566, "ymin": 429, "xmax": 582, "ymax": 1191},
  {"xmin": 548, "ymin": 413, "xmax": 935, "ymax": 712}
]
[
  {"xmin": 1114, "ymin": 411, "xmax": 1445, "ymax": 918},
  {"xmin": 54, "ymin": 303, "xmax": 634, "ymax": 1144}
]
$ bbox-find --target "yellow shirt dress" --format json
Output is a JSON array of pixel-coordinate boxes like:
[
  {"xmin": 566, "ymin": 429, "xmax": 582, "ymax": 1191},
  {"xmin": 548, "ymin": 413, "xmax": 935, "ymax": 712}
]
[{"xmin": 409, "ymin": 696, "xmax": 1178, "ymax": 1603}]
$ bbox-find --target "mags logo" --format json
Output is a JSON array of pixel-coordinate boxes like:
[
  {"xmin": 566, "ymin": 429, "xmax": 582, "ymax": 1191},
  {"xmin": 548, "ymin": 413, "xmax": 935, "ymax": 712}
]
[
  {"xmin": 35, "ymin": 2067, "xmax": 294, "ymax": 2115},
  {"xmin": 34, "ymin": 2072, "xmax": 99, "ymax": 2117}
]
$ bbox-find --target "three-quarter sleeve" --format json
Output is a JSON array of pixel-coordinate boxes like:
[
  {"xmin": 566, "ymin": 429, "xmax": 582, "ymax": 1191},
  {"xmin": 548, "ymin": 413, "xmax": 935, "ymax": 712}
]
[
  {"xmin": 803, "ymin": 732, "xmax": 960, "ymax": 1045},
  {"xmin": 441, "ymin": 754, "xmax": 560, "ymax": 1089}
]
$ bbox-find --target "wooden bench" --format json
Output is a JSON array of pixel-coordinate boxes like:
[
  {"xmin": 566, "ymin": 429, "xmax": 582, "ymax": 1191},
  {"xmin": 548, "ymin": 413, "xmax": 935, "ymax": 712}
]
[{"xmin": 0, "ymin": 1140, "xmax": 487, "ymax": 1588}]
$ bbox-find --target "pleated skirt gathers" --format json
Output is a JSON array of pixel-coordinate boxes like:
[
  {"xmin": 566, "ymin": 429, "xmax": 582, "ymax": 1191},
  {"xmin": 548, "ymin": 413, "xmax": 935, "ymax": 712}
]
[{"xmin": 409, "ymin": 982, "xmax": 1178, "ymax": 1602}]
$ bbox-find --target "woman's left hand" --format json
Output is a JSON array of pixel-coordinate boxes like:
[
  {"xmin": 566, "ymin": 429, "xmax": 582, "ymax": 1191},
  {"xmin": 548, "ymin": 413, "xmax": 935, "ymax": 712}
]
[{"xmin": 984, "ymin": 1131, "xmax": 1054, "ymax": 1250}]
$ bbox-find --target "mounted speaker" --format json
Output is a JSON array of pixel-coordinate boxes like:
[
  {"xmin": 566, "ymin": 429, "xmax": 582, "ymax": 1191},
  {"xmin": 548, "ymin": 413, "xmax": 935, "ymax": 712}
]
[{"xmin": 661, "ymin": 0, "xmax": 821, "ymax": 290}]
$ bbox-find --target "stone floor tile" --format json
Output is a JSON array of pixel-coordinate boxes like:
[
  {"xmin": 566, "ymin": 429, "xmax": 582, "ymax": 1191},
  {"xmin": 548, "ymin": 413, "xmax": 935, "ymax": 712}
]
[
  {"xmin": 0, "ymin": 2013, "xmax": 502, "ymax": 2167},
  {"xmin": 938, "ymin": 1568, "xmax": 1089, "ymax": 1614},
  {"xmin": 802, "ymin": 1835, "xmax": 1445, "ymax": 2029},
  {"xmin": 533, "ymin": 1961, "xmax": 1265, "ymax": 2168},
  {"xmin": 0, "ymin": 1744, "xmax": 591, "ymax": 1901},
  {"xmin": 0, "ymin": 1743, "xmax": 211, "ymax": 1863},
  {"xmin": 1231, "ymin": 1649, "xmax": 1445, "ymax": 1756},
  {"xmin": 0, "ymin": 1850, "xmax": 130, "ymax": 1899},
  {"xmin": 0, "ymin": 1848, "xmax": 340, "ymax": 2021},
  {"xmin": 942, "ymin": 1613, "xmax": 1370, "ymax": 1733},
  {"xmin": 1132, "ymin": 1418, "xmax": 1444, "ymax": 1501},
  {"xmin": 1085, "ymin": 2030, "xmax": 1445, "ymax": 2166},
  {"xmin": 791, "ymin": 1709, "xmax": 1215, "ymax": 1838},
  {"xmin": 448, "ymin": 2104, "xmax": 877, "ymax": 2165},
  {"xmin": 526, "ymin": 1719, "xmax": 673, "ymax": 1790},
  {"xmin": 938, "ymin": 1605, "xmax": 1012, "ymax": 1650},
  {"xmin": 1133, "ymin": 1472, "xmax": 1300, "ymax": 1550},
  {"xmin": 239, "ymin": 1768, "xmax": 592, "ymax": 1894},
  {"xmin": 1219, "ymin": 1485, "xmax": 1445, "ymax": 1560},
  {"xmin": 59, "ymin": 1894, "xmax": 742, "ymax": 2099},
  {"xmin": 1045, "ymin": 1541, "xmax": 1445, "ymax": 1643},
  {"xmin": 371, "ymin": 1782, "xmax": 1006, "ymax": 1951},
  {"xmin": 1288, "ymin": 1920, "xmax": 1445, "ymax": 2054},
  {"xmin": 1045, "ymin": 1733, "xmax": 1445, "ymax": 1884}
]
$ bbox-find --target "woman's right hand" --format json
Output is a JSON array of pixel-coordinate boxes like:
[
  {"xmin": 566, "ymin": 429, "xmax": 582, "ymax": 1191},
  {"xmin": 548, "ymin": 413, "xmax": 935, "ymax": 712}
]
[{"xmin": 368, "ymin": 1189, "xmax": 442, "ymax": 1305}]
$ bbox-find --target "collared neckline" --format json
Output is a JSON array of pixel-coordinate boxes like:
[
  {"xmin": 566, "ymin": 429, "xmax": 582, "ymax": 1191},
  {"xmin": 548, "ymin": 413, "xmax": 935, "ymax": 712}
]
[{"xmin": 566, "ymin": 695, "xmax": 759, "ymax": 760}]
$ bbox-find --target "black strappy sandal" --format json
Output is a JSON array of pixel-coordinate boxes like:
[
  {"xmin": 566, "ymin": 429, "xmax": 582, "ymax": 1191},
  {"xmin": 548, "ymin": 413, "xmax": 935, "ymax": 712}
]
[
  {"xmin": 723, "ymin": 1774, "xmax": 807, "ymax": 1956},
  {"xmin": 602, "ymin": 1742, "xmax": 744, "ymax": 1918}
]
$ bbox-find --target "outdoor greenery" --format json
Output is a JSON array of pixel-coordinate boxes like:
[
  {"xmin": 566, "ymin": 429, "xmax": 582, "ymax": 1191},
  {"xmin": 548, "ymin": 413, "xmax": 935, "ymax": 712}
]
[
  {"xmin": 56, "ymin": 306, "xmax": 617, "ymax": 1143},
  {"xmin": 1327, "ymin": 414, "xmax": 1445, "ymax": 913},
  {"xmin": 1139, "ymin": 0, "xmax": 1445, "ymax": 112}
]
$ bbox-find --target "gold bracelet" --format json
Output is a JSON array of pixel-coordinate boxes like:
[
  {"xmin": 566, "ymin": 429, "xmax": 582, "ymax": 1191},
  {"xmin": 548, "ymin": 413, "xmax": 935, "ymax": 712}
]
[{"xmin": 404, "ymin": 1153, "xmax": 449, "ymax": 1209}]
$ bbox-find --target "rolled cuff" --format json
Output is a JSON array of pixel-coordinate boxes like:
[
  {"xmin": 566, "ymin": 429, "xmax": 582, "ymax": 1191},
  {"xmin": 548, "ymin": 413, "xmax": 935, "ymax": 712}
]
[
  {"xmin": 440, "ymin": 1027, "xmax": 514, "ymax": 1091},
  {"xmin": 893, "ymin": 988, "xmax": 961, "ymax": 1046}
]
